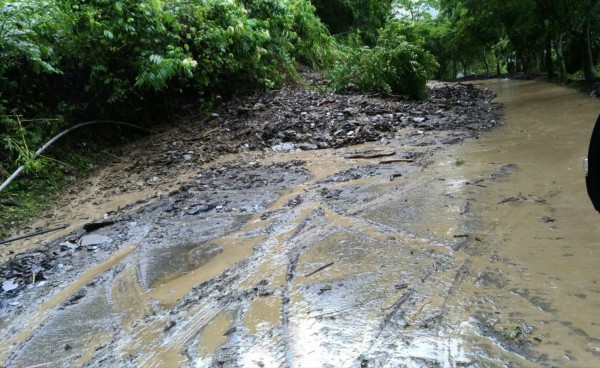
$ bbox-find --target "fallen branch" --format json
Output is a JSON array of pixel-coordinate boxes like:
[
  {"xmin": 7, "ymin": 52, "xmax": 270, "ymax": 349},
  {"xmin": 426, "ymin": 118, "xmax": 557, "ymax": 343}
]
[
  {"xmin": 345, "ymin": 151, "xmax": 396, "ymax": 159},
  {"xmin": 381, "ymin": 290, "xmax": 414, "ymax": 327},
  {"xmin": 379, "ymin": 159, "xmax": 414, "ymax": 164},
  {"xmin": 304, "ymin": 261, "xmax": 334, "ymax": 277},
  {"xmin": 83, "ymin": 220, "xmax": 116, "ymax": 232},
  {"xmin": 0, "ymin": 121, "xmax": 149, "ymax": 193},
  {"xmin": 0, "ymin": 198, "xmax": 21, "ymax": 207},
  {"xmin": 0, "ymin": 224, "xmax": 69, "ymax": 245}
]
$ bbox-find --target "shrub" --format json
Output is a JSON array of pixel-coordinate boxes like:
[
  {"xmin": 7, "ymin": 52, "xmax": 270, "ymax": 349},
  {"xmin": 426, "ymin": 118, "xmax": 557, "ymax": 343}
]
[
  {"xmin": 330, "ymin": 20, "xmax": 438, "ymax": 99},
  {"xmin": 0, "ymin": 0, "xmax": 334, "ymax": 174}
]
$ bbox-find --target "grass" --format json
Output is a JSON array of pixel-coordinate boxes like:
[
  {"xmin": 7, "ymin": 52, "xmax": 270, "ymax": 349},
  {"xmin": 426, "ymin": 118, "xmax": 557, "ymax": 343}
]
[
  {"xmin": 0, "ymin": 149, "xmax": 113, "ymax": 238},
  {"xmin": 500, "ymin": 325, "xmax": 523, "ymax": 343},
  {"xmin": 455, "ymin": 157, "xmax": 466, "ymax": 166}
]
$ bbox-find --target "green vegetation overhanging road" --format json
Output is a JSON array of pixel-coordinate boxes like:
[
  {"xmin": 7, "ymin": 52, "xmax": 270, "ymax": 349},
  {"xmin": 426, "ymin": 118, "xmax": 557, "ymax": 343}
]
[{"xmin": 1, "ymin": 0, "xmax": 600, "ymax": 234}]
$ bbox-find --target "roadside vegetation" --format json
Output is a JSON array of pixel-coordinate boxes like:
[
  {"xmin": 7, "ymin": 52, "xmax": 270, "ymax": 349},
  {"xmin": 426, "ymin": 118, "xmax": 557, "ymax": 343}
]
[{"xmin": 1, "ymin": 0, "xmax": 600, "ymax": 236}]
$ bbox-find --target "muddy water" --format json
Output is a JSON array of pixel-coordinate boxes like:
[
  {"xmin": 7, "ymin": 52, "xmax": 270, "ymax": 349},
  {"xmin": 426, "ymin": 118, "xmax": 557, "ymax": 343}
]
[
  {"xmin": 452, "ymin": 80, "xmax": 600, "ymax": 365},
  {"xmin": 4, "ymin": 80, "xmax": 600, "ymax": 367}
]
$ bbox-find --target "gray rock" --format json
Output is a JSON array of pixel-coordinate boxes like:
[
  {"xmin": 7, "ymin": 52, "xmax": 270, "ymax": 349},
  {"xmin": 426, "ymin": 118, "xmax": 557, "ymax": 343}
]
[
  {"xmin": 442, "ymin": 137, "xmax": 463, "ymax": 145},
  {"xmin": 2, "ymin": 279, "xmax": 19, "ymax": 292},
  {"xmin": 298, "ymin": 143, "xmax": 318, "ymax": 151},
  {"xmin": 80, "ymin": 234, "xmax": 112, "ymax": 247},
  {"xmin": 271, "ymin": 142, "xmax": 297, "ymax": 152}
]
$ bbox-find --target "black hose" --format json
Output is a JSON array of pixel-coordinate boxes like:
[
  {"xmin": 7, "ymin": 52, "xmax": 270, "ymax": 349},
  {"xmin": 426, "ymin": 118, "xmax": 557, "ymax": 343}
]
[
  {"xmin": 0, "ymin": 120, "xmax": 149, "ymax": 193},
  {"xmin": 0, "ymin": 224, "xmax": 69, "ymax": 245}
]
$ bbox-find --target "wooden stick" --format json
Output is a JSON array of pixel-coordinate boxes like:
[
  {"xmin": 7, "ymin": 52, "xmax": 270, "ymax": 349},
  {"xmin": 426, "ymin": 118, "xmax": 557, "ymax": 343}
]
[
  {"xmin": 0, "ymin": 224, "xmax": 69, "ymax": 245},
  {"xmin": 379, "ymin": 159, "xmax": 414, "ymax": 164},
  {"xmin": 304, "ymin": 261, "xmax": 334, "ymax": 277},
  {"xmin": 345, "ymin": 151, "xmax": 396, "ymax": 159}
]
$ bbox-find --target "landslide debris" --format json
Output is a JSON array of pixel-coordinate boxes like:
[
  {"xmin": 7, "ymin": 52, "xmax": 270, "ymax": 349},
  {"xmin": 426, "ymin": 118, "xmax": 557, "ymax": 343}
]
[{"xmin": 96, "ymin": 80, "xmax": 500, "ymax": 196}]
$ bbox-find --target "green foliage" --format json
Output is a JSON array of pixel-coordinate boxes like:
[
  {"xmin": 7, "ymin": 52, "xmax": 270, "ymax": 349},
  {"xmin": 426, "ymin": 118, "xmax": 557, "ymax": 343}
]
[
  {"xmin": 330, "ymin": 20, "xmax": 437, "ymax": 98},
  {"xmin": 431, "ymin": 0, "xmax": 600, "ymax": 81},
  {"xmin": 0, "ymin": 0, "xmax": 335, "ymax": 172},
  {"xmin": 0, "ymin": 0, "xmax": 337, "ymax": 233},
  {"xmin": 311, "ymin": 0, "xmax": 393, "ymax": 45}
]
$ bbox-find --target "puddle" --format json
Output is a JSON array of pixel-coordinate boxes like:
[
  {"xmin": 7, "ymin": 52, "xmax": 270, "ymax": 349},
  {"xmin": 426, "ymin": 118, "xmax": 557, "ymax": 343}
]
[
  {"xmin": 147, "ymin": 242, "xmax": 224, "ymax": 288},
  {"xmin": 197, "ymin": 311, "xmax": 233, "ymax": 357},
  {"xmin": 243, "ymin": 295, "xmax": 281, "ymax": 334}
]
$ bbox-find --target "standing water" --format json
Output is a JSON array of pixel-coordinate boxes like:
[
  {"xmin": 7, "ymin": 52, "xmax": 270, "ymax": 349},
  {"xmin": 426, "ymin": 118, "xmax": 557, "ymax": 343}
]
[
  {"xmin": 455, "ymin": 79, "xmax": 600, "ymax": 366},
  {"xmin": 3, "ymin": 79, "xmax": 600, "ymax": 367}
]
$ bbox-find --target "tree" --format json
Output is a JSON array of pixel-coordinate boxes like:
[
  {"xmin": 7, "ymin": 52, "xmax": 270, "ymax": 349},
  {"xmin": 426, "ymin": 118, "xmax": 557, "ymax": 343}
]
[
  {"xmin": 535, "ymin": 0, "xmax": 600, "ymax": 82},
  {"xmin": 310, "ymin": 0, "xmax": 393, "ymax": 45}
]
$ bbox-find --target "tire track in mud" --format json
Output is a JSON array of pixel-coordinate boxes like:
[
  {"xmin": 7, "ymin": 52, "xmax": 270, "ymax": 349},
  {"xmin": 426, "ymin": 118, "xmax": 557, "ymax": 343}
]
[{"xmin": 2, "ymin": 128, "xmax": 506, "ymax": 367}]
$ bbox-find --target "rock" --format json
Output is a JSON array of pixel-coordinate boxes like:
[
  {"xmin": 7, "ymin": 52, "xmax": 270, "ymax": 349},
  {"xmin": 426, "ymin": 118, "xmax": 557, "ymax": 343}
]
[
  {"xmin": 80, "ymin": 234, "xmax": 112, "ymax": 247},
  {"xmin": 186, "ymin": 204, "xmax": 210, "ymax": 215},
  {"xmin": 183, "ymin": 154, "xmax": 193, "ymax": 161},
  {"xmin": 442, "ymin": 137, "xmax": 463, "ymax": 145},
  {"xmin": 298, "ymin": 143, "xmax": 318, "ymax": 150},
  {"xmin": 415, "ymin": 122, "xmax": 435, "ymax": 130},
  {"xmin": 2, "ymin": 279, "xmax": 19, "ymax": 292},
  {"xmin": 412, "ymin": 117, "xmax": 427, "ymax": 123},
  {"xmin": 83, "ymin": 221, "xmax": 116, "ymax": 232},
  {"xmin": 61, "ymin": 241, "xmax": 79, "ymax": 251},
  {"xmin": 271, "ymin": 142, "xmax": 297, "ymax": 152}
]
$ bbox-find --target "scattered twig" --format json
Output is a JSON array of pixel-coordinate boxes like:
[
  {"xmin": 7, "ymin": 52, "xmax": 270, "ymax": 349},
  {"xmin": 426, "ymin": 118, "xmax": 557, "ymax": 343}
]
[
  {"xmin": 389, "ymin": 173, "xmax": 403, "ymax": 181},
  {"xmin": 317, "ymin": 98, "xmax": 336, "ymax": 107},
  {"xmin": 182, "ymin": 136, "xmax": 203, "ymax": 142},
  {"xmin": 498, "ymin": 197, "xmax": 519, "ymax": 204},
  {"xmin": 406, "ymin": 299, "xmax": 432, "ymax": 323},
  {"xmin": 382, "ymin": 290, "xmax": 413, "ymax": 312},
  {"xmin": 304, "ymin": 261, "xmax": 334, "ymax": 277},
  {"xmin": 0, "ymin": 224, "xmax": 69, "ymax": 245},
  {"xmin": 453, "ymin": 234, "xmax": 470, "ymax": 238},
  {"xmin": 394, "ymin": 283, "xmax": 408, "ymax": 290},
  {"xmin": 311, "ymin": 295, "xmax": 380, "ymax": 319},
  {"xmin": 381, "ymin": 290, "xmax": 414, "ymax": 326}
]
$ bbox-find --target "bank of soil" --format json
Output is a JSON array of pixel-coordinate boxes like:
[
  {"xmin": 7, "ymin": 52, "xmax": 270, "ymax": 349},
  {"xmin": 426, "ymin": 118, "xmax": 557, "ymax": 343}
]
[{"xmin": 0, "ymin": 80, "xmax": 504, "ymax": 367}]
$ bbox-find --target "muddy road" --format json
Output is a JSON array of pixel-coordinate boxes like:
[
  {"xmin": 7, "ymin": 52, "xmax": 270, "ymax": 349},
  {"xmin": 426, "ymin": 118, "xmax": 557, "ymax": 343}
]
[{"xmin": 1, "ymin": 79, "xmax": 599, "ymax": 367}]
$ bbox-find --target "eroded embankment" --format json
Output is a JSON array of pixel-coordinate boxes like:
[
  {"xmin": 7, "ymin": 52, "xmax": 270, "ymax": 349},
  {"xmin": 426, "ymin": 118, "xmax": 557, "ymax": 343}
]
[{"xmin": 0, "ymin": 82, "xmax": 504, "ymax": 367}]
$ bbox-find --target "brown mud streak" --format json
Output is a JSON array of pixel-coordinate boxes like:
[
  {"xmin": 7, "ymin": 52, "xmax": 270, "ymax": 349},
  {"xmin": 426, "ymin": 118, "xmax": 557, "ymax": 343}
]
[{"xmin": 0, "ymin": 79, "xmax": 502, "ymax": 367}]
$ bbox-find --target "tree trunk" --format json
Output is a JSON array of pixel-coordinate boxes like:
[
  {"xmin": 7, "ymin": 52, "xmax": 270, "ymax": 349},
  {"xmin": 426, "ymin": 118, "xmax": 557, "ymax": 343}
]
[
  {"xmin": 554, "ymin": 34, "xmax": 567, "ymax": 84},
  {"xmin": 579, "ymin": 23, "xmax": 596, "ymax": 83},
  {"xmin": 452, "ymin": 59, "xmax": 457, "ymax": 79},
  {"xmin": 494, "ymin": 50, "xmax": 501, "ymax": 76},
  {"xmin": 545, "ymin": 35, "xmax": 555, "ymax": 78},
  {"xmin": 481, "ymin": 50, "xmax": 490, "ymax": 74}
]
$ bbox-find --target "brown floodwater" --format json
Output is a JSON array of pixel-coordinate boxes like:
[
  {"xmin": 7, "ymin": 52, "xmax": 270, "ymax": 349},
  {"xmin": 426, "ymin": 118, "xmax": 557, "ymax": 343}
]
[
  {"xmin": 4, "ymin": 80, "xmax": 600, "ymax": 367},
  {"xmin": 454, "ymin": 79, "xmax": 600, "ymax": 365}
]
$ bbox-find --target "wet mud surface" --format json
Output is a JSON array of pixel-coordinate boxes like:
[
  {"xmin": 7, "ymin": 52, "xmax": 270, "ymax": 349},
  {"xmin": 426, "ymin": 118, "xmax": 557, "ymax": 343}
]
[{"xmin": 4, "ymin": 79, "xmax": 600, "ymax": 367}]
